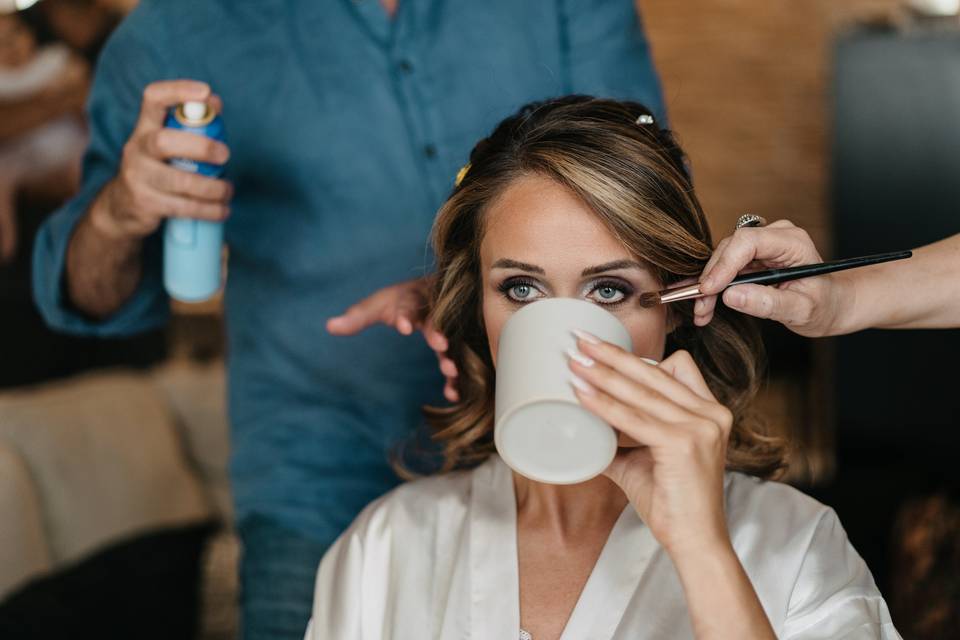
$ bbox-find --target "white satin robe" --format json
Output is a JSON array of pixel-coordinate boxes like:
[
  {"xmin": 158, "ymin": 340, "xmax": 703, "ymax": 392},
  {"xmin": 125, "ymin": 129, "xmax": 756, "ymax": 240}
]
[{"xmin": 305, "ymin": 455, "xmax": 900, "ymax": 640}]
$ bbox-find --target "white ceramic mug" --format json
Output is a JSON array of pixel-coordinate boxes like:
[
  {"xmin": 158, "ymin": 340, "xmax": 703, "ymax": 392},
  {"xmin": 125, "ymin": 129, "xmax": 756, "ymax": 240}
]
[{"xmin": 494, "ymin": 298, "xmax": 634, "ymax": 484}]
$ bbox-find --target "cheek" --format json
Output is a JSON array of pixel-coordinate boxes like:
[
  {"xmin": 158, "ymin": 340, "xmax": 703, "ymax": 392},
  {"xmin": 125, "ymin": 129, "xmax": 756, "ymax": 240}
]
[{"xmin": 621, "ymin": 307, "xmax": 669, "ymax": 361}]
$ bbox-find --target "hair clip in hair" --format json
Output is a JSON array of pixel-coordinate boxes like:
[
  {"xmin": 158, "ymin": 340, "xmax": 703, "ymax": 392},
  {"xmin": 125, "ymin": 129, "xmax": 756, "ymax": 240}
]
[
  {"xmin": 455, "ymin": 162, "xmax": 471, "ymax": 188},
  {"xmin": 636, "ymin": 114, "xmax": 655, "ymax": 125}
]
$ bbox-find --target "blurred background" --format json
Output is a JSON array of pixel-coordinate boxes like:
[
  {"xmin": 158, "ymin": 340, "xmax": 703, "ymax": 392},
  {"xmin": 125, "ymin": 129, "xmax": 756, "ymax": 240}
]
[{"xmin": 0, "ymin": 1, "xmax": 957, "ymax": 638}]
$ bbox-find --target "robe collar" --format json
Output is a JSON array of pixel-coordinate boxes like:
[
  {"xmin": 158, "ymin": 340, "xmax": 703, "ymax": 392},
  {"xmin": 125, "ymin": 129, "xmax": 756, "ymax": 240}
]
[{"xmin": 469, "ymin": 455, "xmax": 659, "ymax": 640}]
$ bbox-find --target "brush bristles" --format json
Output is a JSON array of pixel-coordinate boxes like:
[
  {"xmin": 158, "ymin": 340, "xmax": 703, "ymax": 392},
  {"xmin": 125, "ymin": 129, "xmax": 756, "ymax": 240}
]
[{"xmin": 638, "ymin": 291, "xmax": 661, "ymax": 308}]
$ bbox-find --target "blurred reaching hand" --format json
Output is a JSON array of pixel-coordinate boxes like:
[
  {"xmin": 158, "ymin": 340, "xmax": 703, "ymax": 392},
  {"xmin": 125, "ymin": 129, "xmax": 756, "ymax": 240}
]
[{"xmin": 327, "ymin": 276, "xmax": 460, "ymax": 402}]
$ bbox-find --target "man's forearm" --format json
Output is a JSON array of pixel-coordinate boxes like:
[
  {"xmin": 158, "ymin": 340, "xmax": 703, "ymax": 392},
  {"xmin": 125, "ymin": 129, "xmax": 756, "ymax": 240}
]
[
  {"xmin": 838, "ymin": 234, "xmax": 960, "ymax": 333},
  {"xmin": 65, "ymin": 188, "xmax": 145, "ymax": 319}
]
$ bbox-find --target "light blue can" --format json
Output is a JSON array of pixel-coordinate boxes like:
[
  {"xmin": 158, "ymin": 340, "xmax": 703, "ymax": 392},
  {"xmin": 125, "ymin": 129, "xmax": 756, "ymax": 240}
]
[{"xmin": 162, "ymin": 101, "xmax": 227, "ymax": 302}]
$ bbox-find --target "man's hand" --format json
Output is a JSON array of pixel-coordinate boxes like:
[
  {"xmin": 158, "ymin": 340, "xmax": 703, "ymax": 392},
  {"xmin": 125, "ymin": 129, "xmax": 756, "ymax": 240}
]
[
  {"xmin": 327, "ymin": 277, "xmax": 460, "ymax": 402},
  {"xmin": 90, "ymin": 80, "xmax": 233, "ymax": 241},
  {"xmin": 65, "ymin": 80, "xmax": 232, "ymax": 318}
]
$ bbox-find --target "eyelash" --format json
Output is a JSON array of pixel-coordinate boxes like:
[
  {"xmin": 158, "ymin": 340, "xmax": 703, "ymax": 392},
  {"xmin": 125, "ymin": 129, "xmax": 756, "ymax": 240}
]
[{"xmin": 496, "ymin": 277, "xmax": 635, "ymax": 307}]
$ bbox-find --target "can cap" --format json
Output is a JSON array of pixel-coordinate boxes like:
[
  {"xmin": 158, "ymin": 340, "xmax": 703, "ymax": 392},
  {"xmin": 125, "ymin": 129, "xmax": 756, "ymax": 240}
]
[{"xmin": 183, "ymin": 101, "xmax": 209, "ymax": 121}]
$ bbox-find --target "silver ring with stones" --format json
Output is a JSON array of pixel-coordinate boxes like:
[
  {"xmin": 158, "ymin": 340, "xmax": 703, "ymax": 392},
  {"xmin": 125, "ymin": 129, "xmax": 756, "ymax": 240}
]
[{"xmin": 735, "ymin": 214, "xmax": 767, "ymax": 229}]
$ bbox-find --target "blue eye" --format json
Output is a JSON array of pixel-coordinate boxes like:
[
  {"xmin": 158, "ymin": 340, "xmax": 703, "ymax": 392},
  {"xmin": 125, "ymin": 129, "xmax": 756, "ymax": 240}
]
[
  {"xmin": 512, "ymin": 284, "xmax": 531, "ymax": 298},
  {"xmin": 509, "ymin": 283, "xmax": 542, "ymax": 302},
  {"xmin": 498, "ymin": 278, "xmax": 544, "ymax": 304},
  {"xmin": 586, "ymin": 281, "xmax": 631, "ymax": 305}
]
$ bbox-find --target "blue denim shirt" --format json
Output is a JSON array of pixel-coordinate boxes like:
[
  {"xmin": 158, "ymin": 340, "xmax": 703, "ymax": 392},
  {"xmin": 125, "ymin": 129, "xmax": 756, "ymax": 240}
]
[{"xmin": 33, "ymin": 0, "xmax": 664, "ymax": 545}]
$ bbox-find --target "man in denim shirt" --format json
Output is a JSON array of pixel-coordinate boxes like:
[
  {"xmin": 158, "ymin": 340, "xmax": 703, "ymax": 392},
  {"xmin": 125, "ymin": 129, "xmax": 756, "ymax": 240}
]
[{"xmin": 32, "ymin": 0, "xmax": 664, "ymax": 637}]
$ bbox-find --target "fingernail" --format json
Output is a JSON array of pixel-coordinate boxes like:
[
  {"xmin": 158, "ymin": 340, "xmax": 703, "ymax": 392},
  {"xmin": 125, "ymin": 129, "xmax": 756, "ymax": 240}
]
[
  {"xmin": 726, "ymin": 289, "xmax": 745, "ymax": 308},
  {"xmin": 571, "ymin": 329, "xmax": 601, "ymax": 345},
  {"xmin": 569, "ymin": 375, "xmax": 596, "ymax": 396},
  {"xmin": 694, "ymin": 298, "xmax": 704, "ymax": 314},
  {"xmin": 565, "ymin": 347, "xmax": 595, "ymax": 367},
  {"xmin": 640, "ymin": 357, "xmax": 659, "ymax": 366}
]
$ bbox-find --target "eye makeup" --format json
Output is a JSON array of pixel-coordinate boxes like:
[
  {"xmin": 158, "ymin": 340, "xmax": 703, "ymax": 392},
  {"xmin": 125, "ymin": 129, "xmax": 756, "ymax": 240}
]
[
  {"xmin": 496, "ymin": 277, "xmax": 544, "ymax": 303},
  {"xmin": 495, "ymin": 275, "xmax": 637, "ymax": 308}
]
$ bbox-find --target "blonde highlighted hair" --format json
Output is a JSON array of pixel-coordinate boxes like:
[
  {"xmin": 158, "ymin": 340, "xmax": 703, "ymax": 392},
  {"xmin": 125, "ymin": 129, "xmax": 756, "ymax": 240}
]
[{"xmin": 420, "ymin": 96, "xmax": 785, "ymax": 479}]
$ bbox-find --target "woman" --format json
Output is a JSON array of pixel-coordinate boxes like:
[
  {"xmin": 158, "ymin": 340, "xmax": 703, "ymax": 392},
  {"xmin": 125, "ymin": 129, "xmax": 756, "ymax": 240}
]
[{"xmin": 305, "ymin": 97, "xmax": 900, "ymax": 639}]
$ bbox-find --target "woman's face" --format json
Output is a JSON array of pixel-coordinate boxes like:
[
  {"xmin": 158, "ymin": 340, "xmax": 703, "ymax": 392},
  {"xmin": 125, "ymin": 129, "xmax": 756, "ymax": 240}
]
[{"xmin": 480, "ymin": 174, "xmax": 670, "ymax": 368}]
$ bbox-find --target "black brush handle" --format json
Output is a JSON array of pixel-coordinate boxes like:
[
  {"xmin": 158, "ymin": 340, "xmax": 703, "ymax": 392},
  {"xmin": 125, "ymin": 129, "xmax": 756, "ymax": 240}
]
[{"xmin": 729, "ymin": 250, "xmax": 913, "ymax": 287}]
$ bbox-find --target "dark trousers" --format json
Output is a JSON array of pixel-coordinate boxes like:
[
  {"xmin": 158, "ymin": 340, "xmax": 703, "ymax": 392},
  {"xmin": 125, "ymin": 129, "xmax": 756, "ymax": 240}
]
[{"xmin": 237, "ymin": 515, "xmax": 329, "ymax": 640}]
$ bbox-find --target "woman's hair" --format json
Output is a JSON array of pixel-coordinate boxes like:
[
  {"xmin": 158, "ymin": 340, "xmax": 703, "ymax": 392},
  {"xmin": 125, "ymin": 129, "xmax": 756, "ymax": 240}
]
[{"xmin": 422, "ymin": 95, "xmax": 785, "ymax": 479}]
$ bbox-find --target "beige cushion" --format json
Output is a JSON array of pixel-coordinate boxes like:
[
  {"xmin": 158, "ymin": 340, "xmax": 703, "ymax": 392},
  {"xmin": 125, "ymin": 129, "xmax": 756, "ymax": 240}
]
[
  {"xmin": 0, "ymin": 442, "xmax": 52, "ymax": 600},
  {"xmin": 0, "ymin": 369, "xmax": 212, "ymax": 567}
]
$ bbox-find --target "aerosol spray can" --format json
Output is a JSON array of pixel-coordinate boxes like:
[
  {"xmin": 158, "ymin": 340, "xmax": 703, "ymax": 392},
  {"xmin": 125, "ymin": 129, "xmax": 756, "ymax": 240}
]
[{"xmin": 162, "ymin": 101, "xmax": 227, "ymax": 302}]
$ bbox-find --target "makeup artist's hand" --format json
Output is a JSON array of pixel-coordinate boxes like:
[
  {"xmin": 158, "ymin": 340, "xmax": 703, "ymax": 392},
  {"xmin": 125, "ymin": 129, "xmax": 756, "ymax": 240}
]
[
  {"xmin": 695, "ymin": 220, "xmax": 847, "ymax": 337},
  {"xmin": 568, "ymin": 338, "xmax": 731, "ymax": 555},
  {"xmin": 327, "ymin": 276, "xmax": 460, "ymax": 402}
]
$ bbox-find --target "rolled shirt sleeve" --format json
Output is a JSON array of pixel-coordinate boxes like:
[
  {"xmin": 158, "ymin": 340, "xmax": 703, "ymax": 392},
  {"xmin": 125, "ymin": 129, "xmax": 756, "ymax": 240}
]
[
  {"xmin": 561, "ymin": 0, "xmax": 666, "ymax": 122},
  {"xmin": 32, "ymin": 8, "xmax": 170, "ymax": 337}
]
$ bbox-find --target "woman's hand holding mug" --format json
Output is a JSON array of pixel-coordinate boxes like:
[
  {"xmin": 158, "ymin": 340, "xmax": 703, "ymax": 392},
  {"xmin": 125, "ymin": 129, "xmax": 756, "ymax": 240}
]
[
  {"xmin": 568, "ymin": 336, "xmax": 777, "ymax": 639},
  {"xmin": 567, "ymin": 337, "xmax": 731, "ymax": 555}
]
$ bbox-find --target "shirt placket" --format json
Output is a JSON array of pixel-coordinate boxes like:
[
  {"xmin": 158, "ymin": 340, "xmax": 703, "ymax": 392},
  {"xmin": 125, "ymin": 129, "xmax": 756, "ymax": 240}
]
[{"xmin": 387, "ymin": 4, "xmax": 448, "ymax": 210}]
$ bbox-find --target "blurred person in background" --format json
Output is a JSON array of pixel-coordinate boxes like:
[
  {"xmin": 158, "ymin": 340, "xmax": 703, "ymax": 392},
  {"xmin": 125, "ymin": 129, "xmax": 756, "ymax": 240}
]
[
  {"xmin": 1, "ymin": 0, "xmax": 161, "ymax": 392},
  {"xmin": 30, "ymin": 1, "xmax": 665, "ymax": 637},
  {"xmin": 18, "ymin": 0, "xmax": 128, "ymax": 63},
  {"xmin": 0, "ymin": 1, "xmax": 135, "ymax": 264},
  {"xmin": 0, "ymin": 10, "xmax": 88, "ymax": 262}
]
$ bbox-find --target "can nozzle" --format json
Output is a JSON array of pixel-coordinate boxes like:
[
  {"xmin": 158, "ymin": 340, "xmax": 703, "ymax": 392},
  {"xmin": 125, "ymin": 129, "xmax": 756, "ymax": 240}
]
[{"xmin": 183, "ymin": 101, "xmax": 209, "ymax": 122}]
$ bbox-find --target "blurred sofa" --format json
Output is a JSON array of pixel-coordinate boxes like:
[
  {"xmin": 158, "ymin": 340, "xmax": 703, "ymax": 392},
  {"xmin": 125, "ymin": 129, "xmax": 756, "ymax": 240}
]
[{"xmin": 0, "ymin": 361, "xmax": 238, "ymax": 640}]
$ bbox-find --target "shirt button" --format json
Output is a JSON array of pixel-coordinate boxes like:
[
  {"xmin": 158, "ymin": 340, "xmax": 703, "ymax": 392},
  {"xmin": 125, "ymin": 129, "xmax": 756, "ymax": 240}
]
[
  {"xmin": 424, "ymin": 144, "xmax": 437, "ymax": 158},
  {"xmin": 398, "ymin": 59, "xmax": 414, "ymax": 74}
]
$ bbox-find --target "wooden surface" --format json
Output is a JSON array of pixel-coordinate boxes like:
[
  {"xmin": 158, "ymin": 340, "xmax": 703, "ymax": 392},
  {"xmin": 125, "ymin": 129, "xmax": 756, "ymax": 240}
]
[{"xmin": 638, "ymin": 0, "xmax": 901, "ymax": 252}]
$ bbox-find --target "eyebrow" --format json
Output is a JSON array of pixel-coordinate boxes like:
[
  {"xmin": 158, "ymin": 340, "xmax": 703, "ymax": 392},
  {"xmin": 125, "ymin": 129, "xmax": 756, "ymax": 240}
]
[
  {"xmin": 490, "ymin": 258, "xmax": 645, "ymax": 277},
  {"xmin": 581, "ymin": 260, "xmax": 645, "ymax": 277}
]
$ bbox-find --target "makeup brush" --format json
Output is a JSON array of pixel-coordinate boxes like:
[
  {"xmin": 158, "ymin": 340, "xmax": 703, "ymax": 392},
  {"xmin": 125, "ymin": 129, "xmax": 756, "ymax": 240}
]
[{"xmin": 638, "ymin": 250, "xmax": 913, "ymax": 308}]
